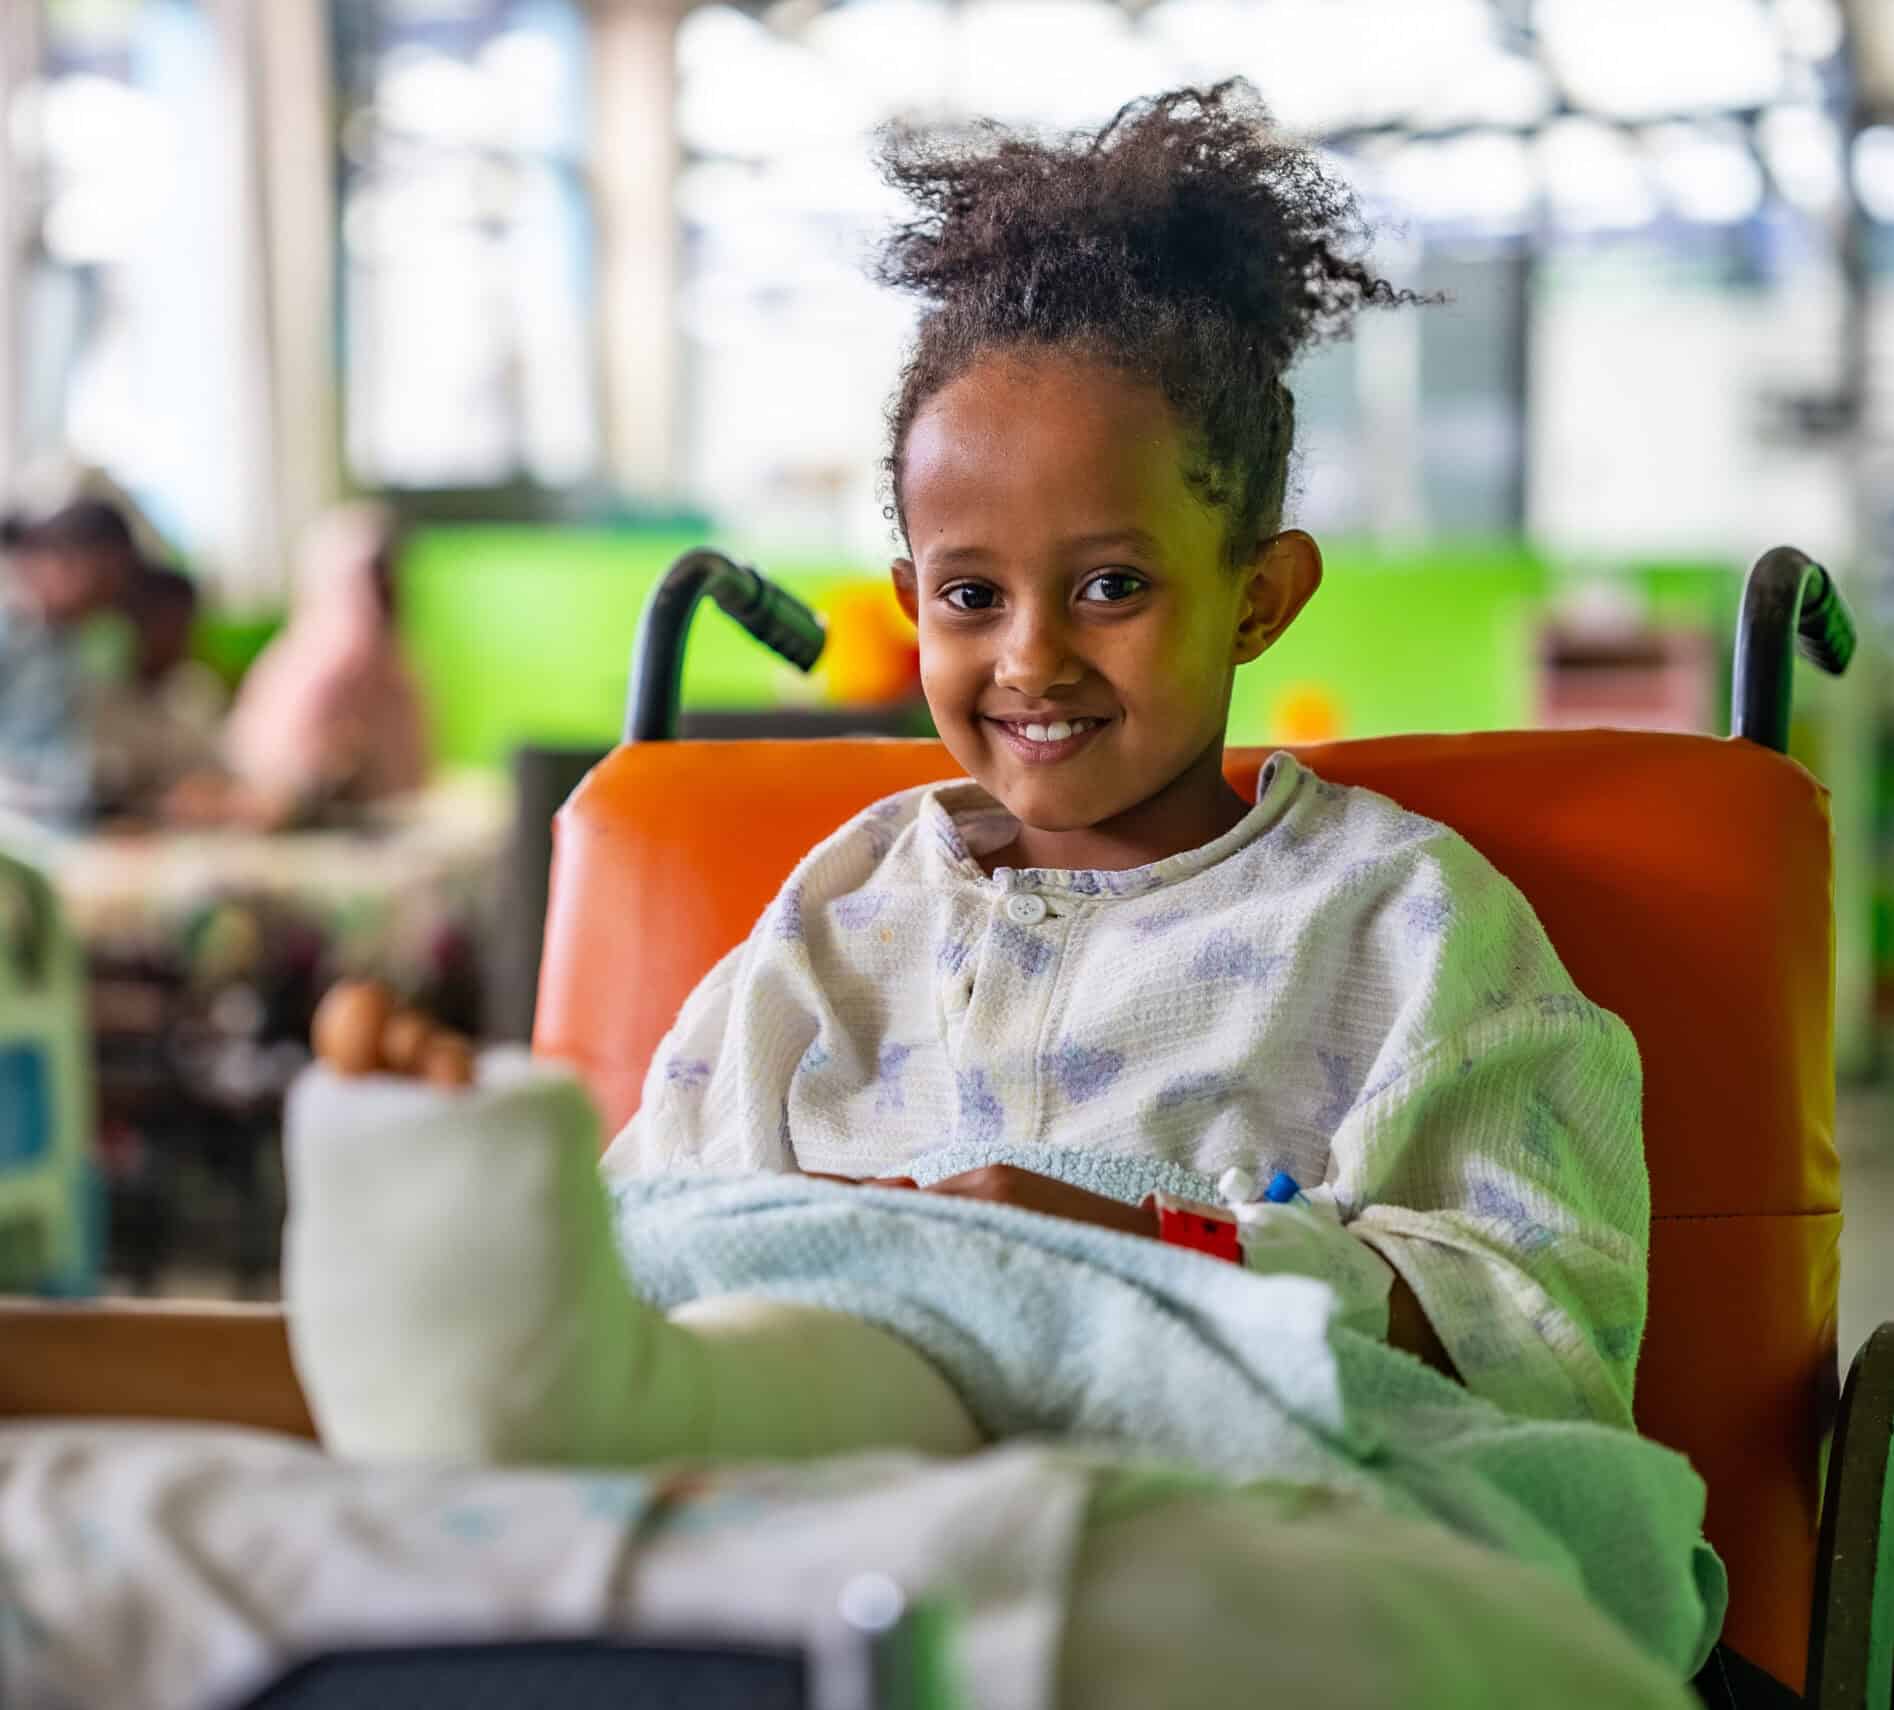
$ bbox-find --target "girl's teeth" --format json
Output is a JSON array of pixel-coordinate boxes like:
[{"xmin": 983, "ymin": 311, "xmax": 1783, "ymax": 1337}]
[{"xmin": 1013, "ymin": 718, "xmax": 1095, "ymax": 744}]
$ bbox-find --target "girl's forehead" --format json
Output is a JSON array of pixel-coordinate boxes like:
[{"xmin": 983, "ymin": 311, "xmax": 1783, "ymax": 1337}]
[{"xmin": 905, "ymin": 355, "xmax": 1194, "ymax": 537}]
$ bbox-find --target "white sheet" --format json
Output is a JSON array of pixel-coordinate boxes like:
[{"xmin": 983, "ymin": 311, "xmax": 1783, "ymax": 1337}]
[
  {"xmin": 0, "ymin": 1423, "xmax": 1084, "ymax": 1710},
  {"xmin": 0, "ymin": 1422, "xmax": 1696, "ymax": 1710}
]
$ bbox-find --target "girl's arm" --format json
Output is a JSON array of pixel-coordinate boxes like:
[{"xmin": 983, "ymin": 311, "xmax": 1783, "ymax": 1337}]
[
  {"xmin": 598, "ymin": 929, "xmax": 813, "ymax": 1178},
  {"xmin": 1275, "ymin": 834, "xmax": 1652, "ymax": 1426},
  {"xmin": 599, "ymin": 792, "xmax": 919, "ymax": 1179},
  {"xmin": 1338, "ymin": 1000, "xmax": 1647, "ymax": 1428}
]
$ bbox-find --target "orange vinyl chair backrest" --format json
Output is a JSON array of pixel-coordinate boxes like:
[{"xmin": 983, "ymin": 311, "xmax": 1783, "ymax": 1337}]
[{"xmin": 535, "ymin": 730, "xmax": 1838, "ymax": 1691}]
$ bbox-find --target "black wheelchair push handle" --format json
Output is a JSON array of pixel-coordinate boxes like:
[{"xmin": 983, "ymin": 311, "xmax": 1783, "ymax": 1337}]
[
  {"xmin": 626, "ymin": 549, "xmax": 827, "ymax": 743},
  {"xmin": 1730, "ymin": 545, "xmax": 1857, "ymax": 753}
]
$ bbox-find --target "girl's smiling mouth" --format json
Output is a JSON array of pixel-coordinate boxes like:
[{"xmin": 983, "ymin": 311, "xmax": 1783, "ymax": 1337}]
[{"xmin": 985, "ymin": 715, "xmax": 1112, "ymax": 763}]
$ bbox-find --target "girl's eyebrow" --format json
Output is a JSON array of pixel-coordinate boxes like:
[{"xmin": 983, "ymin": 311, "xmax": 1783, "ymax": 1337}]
[
  {"xmin": 1063, "ymin": 528, "xmax": 1162, "ymax": 557},
  {"xmin": 927, "ymin": 528, "xmax": 1162, "ymax": 571}
]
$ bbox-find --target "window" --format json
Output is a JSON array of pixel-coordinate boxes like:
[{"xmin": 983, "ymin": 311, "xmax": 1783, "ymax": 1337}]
[
  {"xmin": 12, "ymin": 0, "xmax": 222, "ymax": 554},
  {"xmin": 674, "ymin": 0, "xmax": 1854, "ymax": 555},
  {"xmin": 331, "ymin": 0, "xmax": 598, "ymax": 491}
]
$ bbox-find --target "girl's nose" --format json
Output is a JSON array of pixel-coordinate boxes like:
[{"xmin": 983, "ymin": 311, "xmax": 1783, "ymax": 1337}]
[{"xmin": 993, "ymin": 607, "xmax": 1082, "ymax": 697}]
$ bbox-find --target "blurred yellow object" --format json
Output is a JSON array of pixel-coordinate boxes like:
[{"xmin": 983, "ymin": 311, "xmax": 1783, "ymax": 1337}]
[
  {"xmin": 817, "ymin": 583, "xmax": 921, "ymax": 706},
  {"xmin": 1269, "ymin": 683, "xmax": 1345, "ymax": 744}
]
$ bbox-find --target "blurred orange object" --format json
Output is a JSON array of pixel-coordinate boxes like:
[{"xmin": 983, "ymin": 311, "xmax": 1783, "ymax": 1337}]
[
  {"xmin": 1269, "ymin": 683, "xmax": 1345, "ymax": 744},
  {"xmin": 816, "ymin": 583, "xmax": 921, "ymax": 706}
]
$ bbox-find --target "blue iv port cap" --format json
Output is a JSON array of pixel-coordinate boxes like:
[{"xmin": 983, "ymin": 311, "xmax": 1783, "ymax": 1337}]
[{"xmin": 1263, "ymin": 1171, "xmax": 1301, "ymax": 1204}]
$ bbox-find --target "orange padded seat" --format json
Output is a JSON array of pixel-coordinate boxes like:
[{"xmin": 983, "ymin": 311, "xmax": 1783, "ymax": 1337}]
[{"xmin": 535, "ymin": 730, "xmax": 1838, "ymax": 1692}]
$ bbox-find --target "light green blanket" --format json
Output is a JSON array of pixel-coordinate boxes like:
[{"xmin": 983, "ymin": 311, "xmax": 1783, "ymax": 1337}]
[{"xmin": 612, "ymin": 1143, "xmax": 1727, "ymax": 1679}]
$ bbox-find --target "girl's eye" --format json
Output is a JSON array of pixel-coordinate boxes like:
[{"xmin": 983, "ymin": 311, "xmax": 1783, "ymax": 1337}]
[
  {"xmin": 942, "ymin": 583, "xmax": 998, "ymax": 613},
  {"xmin": 1080, "ymin": 571, "xmax": 1147, "ymax": 605}
]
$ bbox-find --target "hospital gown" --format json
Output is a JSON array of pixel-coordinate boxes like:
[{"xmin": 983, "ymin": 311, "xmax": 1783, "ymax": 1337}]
[{"xmin": 603, "ymin": 753, "xmax": 1648, "ymax": 1429}]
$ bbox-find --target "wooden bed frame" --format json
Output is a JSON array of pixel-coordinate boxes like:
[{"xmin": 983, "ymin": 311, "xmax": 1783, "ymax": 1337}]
[{"xmin": 0, "ymin": 1298, "xmax": 315, "ymax": 1439}]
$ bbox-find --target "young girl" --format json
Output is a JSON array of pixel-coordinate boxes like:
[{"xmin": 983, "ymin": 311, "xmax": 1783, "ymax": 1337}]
[{"xmin": 283, "ymin": 84, "xmax": 1704, "ymax": 1703}]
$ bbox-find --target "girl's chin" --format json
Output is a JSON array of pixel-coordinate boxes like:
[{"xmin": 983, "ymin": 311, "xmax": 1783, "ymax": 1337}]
[
  {"xmin": 981, "ymin": 772, "xmax": 1137, "ymax": 835},
  {"xmin": 945, "ymin": 725, "xmax": 1151, "ymax": 828}
]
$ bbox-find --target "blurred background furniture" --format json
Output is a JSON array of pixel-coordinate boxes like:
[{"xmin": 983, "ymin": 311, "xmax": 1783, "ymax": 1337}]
[{"xmin": 7, "ymin": 778, "xmax": 506, "ymax": 1291}]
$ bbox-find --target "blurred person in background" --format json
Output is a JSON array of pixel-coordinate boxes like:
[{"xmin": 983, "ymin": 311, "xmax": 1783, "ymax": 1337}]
[
  {"xmin": 88, "ymin": 567, "xmax": 228, "ymax": 821},
  {"xmin": 127, "ymin": 567, "xmax": 200, "ymax": 690},
  {"xmin": 200, "ymin": 503, "xmax": 428, "ymax": 829},
  {"xmin": 0, "ymin": 490, "xmax": 145, "ymax": 827}
]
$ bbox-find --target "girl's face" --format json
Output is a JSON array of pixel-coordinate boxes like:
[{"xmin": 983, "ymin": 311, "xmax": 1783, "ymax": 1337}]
[{"xmin": 892, "ymin": 352, "xmax": 1320, "ymax": 866}]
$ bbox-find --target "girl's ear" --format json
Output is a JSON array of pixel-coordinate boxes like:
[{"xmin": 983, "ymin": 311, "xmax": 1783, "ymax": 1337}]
[
  {"xmin": 890, "ymin": 558, "xmax": 920, "ymax": 626},
  {"xmin": 1233, "ymin": 530, "xmax": 1322, "ymax": 665}
]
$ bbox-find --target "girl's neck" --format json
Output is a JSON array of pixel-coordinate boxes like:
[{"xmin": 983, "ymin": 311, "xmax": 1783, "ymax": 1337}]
[{"xmin": 981, "ymin": 739, "xmax": 1252, "ymax": 875}]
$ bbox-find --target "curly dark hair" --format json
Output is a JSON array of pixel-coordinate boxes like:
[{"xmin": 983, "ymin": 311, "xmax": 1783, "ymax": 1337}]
[{"xmin": 876, "ymin": 80, "xmax": 1423, "ymax": 568}]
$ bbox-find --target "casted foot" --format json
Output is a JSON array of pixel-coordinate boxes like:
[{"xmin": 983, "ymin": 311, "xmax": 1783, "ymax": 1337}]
[{"xmin": 280, "ymin": 1043, "xmax": 659, "ymax": 1467}]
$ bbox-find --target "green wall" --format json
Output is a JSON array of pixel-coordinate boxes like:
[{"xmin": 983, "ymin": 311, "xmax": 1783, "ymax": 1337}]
[
  {"xmin": 398, "ymin": 527, "xmax": 881, "ymax": 765},
  {"xmin": 1227, "ymin": 542, "xmax": 1549, "ymax": 745}
]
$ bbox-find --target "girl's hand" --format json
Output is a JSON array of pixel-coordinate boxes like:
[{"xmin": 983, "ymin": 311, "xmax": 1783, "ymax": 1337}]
[{"xmin": 921, "ymin": 1165, "xmax": 1158, "ymax": 1238}]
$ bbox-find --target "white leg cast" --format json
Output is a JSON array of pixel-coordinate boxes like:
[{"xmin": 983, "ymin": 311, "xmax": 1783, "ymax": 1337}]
[
  {"xmin": 281, "ymin": 1062, "xmax": 979, "ymax": 1466},
  {"xmin": 672, "ymin": 1293, "xmax": 982, "ymax": 1460}
]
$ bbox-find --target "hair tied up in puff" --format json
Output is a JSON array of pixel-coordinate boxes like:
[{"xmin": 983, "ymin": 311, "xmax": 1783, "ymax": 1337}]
[{"xmin": 876, "ymin": 79, "xmax": 1431, "ymax": 568}]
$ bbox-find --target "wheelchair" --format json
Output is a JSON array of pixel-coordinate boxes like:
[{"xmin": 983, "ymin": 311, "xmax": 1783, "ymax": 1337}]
[{"xmin": 1, "ymin": 543, "xmax": 1885, "ymax": 1709}]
